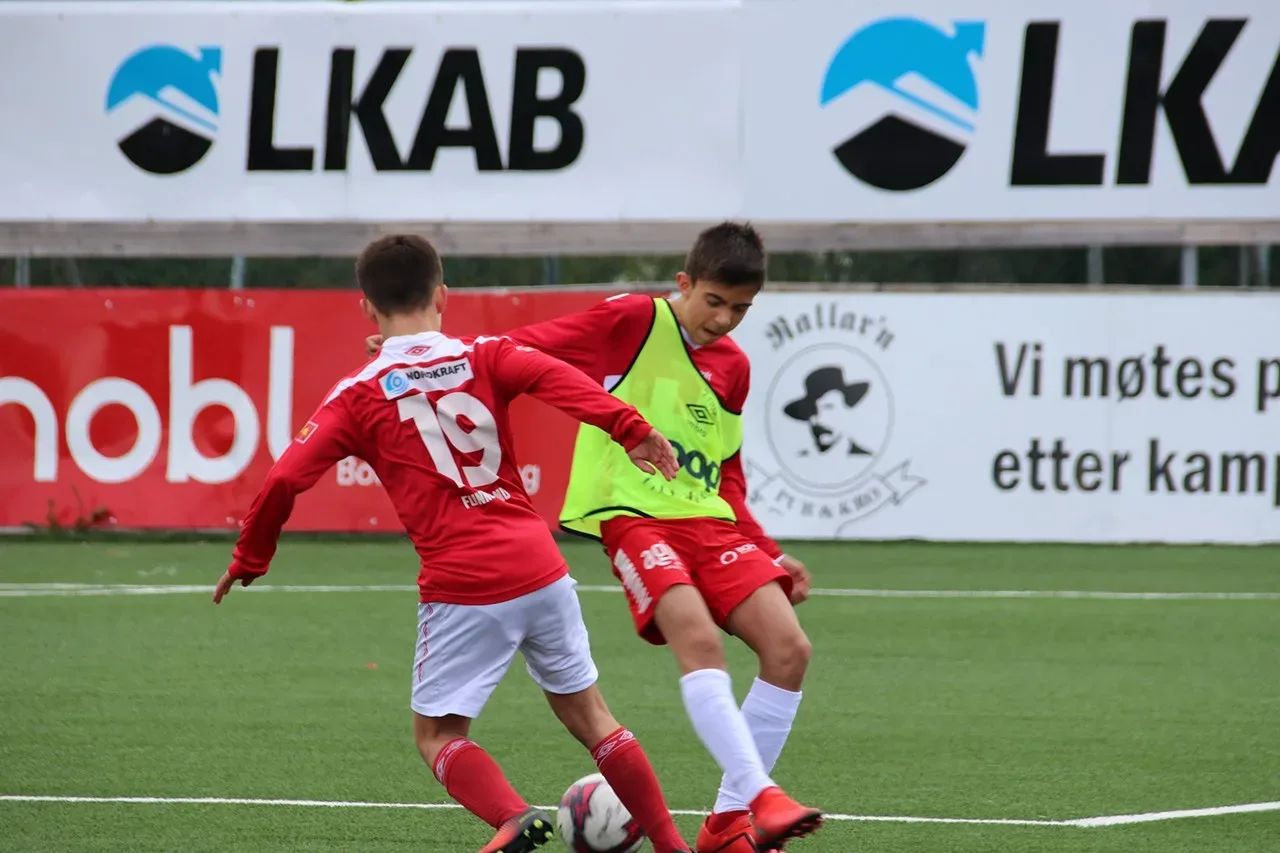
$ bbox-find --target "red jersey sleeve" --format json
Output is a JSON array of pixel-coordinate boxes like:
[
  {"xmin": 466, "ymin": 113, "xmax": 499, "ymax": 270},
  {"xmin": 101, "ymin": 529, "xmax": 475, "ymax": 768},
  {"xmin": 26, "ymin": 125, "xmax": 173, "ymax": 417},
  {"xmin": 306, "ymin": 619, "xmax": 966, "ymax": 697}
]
[
  {"xmin": 721, "ymin": 353, "xmax": 784, "ymax": 560},
  {"xmin": 229, "ymin": 397, "xmax": 360, "ymax": 579},
  {"xmin": 486, "ymin": 337, "xmax": 653, "ymax": 450},
  {"xmin": 506, "ymin": 293, "xmax": 654, "ymax": 383},
  {"xmin": 721, "ymin": 454, "xmax": 784, "ymax": 561}
]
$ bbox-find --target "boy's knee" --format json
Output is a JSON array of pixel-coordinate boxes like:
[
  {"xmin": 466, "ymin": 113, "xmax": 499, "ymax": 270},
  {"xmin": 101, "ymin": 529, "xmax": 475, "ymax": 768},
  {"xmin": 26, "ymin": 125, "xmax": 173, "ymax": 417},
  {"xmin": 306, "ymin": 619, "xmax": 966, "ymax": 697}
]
[
  {"xmin": 759, "ymin": 628, "xmax": 812, "ymax": 689},
  {"xmin": 680, "ymin": 624, "xmax": 726, "ymax": 672}
]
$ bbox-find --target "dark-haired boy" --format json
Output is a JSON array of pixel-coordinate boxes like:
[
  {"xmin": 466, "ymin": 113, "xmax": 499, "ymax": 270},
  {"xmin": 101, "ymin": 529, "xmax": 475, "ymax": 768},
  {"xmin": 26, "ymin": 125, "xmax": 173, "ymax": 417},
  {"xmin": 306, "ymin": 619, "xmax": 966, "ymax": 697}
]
[{"xmin": 221, "ymin": 235, "xmax": 695, "ymax": 853}]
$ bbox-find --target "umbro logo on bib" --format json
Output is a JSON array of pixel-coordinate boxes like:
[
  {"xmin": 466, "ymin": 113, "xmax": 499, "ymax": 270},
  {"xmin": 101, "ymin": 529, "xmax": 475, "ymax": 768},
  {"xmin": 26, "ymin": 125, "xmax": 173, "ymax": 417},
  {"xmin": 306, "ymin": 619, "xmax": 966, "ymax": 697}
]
[{"xmin": 686, "ymin": 403, "xmax": 714, "ymax": 426}]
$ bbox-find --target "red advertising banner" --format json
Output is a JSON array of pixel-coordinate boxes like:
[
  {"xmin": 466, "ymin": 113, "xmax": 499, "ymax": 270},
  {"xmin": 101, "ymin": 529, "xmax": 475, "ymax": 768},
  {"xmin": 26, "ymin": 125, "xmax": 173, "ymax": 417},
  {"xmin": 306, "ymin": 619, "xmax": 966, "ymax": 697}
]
[{"xmin": 0, "ymin": 288, "xmax": 629, "ymax": 532}]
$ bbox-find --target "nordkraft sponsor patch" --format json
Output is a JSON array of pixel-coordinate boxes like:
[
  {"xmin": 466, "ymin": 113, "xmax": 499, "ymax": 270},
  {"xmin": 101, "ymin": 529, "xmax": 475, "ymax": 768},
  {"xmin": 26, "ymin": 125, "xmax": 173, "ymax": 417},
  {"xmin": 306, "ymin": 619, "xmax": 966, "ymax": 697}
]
[{"xmin": 380, "ymin": 359, "xmax": 473, "ymax": 398}]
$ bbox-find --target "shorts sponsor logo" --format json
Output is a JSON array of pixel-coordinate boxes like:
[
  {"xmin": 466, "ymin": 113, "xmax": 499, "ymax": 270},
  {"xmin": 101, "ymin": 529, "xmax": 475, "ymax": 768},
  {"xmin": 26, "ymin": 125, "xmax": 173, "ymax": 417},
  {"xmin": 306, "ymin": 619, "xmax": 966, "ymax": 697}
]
[
  {"xmin": 639, "ymin": 542, "xmax": 679, "ymax": 570},
  {"xmin": 719, "ymin": 542, "xmax": 758, "ymax": 564}
]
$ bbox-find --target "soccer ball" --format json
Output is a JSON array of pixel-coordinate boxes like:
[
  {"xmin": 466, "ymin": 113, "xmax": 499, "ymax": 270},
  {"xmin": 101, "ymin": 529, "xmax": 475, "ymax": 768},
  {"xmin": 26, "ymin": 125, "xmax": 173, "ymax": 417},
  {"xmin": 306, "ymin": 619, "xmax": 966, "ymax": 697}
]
[{"xmin": 556, "ymin": 773, "xmax": 646, "ymax": 852}]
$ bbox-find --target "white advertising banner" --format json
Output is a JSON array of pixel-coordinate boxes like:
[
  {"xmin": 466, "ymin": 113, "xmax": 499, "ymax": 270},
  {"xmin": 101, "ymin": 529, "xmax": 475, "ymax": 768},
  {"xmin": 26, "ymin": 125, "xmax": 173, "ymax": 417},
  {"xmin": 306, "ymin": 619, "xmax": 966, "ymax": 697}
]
[
  {"xmin": 3, "ymin": 0, "xmax": 1279, "ymax": 228},
  {"xmin": 735, "ymin": 292, "xmax": 1280, "ymax": 543},
  {"xmin": 0, "ymin": 0, "xmax": 740, "ymax": 221},
  {"xmin": 744, "ymin": 0, "xmax": 1280, "ymax": 221}
]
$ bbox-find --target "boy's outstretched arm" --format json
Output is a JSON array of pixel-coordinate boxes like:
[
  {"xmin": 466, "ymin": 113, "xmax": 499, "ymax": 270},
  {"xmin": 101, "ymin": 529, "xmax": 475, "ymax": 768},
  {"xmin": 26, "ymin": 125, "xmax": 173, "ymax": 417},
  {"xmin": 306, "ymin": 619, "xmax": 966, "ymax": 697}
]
[{"xmin": 213, "ymin": 401, "xmax": 359, "ymax": 603}]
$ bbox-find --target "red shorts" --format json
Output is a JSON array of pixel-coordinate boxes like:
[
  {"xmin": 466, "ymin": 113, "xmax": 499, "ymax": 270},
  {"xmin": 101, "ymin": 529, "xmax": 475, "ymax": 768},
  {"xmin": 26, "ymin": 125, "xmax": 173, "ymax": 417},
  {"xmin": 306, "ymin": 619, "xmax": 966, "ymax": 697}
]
[{"xmin": 600, "ymin": 516, "xmax": 791, "ymax": 645}]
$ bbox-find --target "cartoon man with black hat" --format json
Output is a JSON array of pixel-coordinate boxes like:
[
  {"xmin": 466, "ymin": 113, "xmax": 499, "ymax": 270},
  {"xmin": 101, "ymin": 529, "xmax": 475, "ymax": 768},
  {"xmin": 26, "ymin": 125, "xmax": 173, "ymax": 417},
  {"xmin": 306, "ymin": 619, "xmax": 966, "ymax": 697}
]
[{"xmin": 783, "ymin": 365, "xmax": 873, "ymax": 457}]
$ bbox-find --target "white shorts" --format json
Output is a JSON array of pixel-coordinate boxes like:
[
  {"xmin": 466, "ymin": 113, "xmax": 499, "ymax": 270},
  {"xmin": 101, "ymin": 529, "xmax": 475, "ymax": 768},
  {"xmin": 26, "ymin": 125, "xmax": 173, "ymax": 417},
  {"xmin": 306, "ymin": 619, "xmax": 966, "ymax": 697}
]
[{"xmin": 410, "ymin": 574, "xmax": 599, "ymax": 719}]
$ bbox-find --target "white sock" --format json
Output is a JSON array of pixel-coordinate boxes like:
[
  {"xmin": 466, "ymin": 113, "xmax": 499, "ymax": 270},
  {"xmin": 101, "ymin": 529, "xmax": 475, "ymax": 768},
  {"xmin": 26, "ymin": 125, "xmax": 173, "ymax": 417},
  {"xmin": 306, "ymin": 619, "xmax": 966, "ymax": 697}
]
[
  {"xmin": 712, "ymin": 677, "xmax": 803, "ymax": 814},
  {"xmin": 679, "ymin": 669, "xmax": 774, "ymax": 805}
]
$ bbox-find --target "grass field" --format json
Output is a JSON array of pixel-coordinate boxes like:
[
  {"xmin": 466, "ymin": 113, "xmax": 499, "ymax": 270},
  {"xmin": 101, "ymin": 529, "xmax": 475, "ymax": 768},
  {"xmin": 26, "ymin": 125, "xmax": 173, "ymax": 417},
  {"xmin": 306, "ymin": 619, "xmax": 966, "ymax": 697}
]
[{"xmin": 1, "ymin": 537, "xmax": 1277, "ymax": 852}]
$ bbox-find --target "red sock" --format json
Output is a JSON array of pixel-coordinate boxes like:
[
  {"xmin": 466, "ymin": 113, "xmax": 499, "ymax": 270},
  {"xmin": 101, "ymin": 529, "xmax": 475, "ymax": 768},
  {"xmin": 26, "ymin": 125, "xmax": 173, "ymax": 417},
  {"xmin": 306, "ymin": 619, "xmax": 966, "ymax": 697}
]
[
  {"xmin": 433, "ymin": 738, "xmax": 528, "ymax": 828},
  {"xmin": 592, "ymin": 728, "xmax": 688, "ymax": 853}
]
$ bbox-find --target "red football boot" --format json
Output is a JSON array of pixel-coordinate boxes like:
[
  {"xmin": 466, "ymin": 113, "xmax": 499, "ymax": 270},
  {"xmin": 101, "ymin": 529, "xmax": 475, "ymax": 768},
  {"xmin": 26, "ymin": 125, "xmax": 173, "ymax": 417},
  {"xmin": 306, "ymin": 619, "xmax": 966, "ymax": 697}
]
[
  {"xmin": 477, "ymin": 808, "xmax": 555, "ymax": 853},
  {"xmin": 748, "ymin": 787, "xmax": 822, "ymax": 849},
  {"xmin": 695, "ymin": 810, "xmax": 758, "ymax": 852}
]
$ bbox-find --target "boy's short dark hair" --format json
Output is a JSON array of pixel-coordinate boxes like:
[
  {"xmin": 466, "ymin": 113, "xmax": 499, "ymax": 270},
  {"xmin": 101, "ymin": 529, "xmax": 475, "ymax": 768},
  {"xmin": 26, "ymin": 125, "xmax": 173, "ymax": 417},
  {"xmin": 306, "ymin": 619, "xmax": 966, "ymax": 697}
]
[
  {"xmin": 684, "ymin": 221, "xmax": 767, "ymax": 287},
  {"xmin": 355, "ymin": 234, "xmax": 444, "ymax": 314}
]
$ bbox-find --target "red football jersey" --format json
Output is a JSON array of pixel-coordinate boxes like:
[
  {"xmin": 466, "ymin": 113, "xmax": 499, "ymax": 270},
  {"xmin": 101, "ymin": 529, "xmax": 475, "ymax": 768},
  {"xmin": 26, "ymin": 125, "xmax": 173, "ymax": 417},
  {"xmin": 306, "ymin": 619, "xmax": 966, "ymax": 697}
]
[
  {"xmin": 508, "ymin": 293, "xmax": 783, "ymax": 560},
  {"xmin": 229, "ymin": 330, "xmax": 653, "ymax": 605}
]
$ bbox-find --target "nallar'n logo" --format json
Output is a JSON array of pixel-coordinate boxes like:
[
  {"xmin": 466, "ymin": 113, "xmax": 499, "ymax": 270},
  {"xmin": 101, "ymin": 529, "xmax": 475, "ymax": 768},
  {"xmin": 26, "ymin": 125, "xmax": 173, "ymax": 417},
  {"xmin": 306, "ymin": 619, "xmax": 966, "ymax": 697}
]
[{"xmin": 745, "ymin": 301, "xmax": 925, "ymax": 535}]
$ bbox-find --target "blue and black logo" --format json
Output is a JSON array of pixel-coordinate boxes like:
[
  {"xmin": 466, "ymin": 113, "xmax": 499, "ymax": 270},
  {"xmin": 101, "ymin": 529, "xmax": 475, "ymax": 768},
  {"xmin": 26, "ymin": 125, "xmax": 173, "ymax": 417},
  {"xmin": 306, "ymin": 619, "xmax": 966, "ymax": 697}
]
[
  {"xmin": 106, "ymin": 45, "xmax": 222, "ymax": 174},
  {"xmin": 820, "ymin": 18, "xmax": 984, "ymax": 191}
]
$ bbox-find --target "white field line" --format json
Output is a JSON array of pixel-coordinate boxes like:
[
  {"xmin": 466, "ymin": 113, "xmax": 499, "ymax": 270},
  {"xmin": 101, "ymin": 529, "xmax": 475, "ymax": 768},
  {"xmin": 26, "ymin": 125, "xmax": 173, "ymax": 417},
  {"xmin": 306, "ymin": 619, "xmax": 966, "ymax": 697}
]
[
  {"xmin": 1, "ymin": 583, "xmax": 1278, "ymax": 601},
  {"xmin": 798, "ymin": 588, "xmax": 1280, "ymax": 601},
  {"xmin": 1, "ymin": 794, "xmax": 1276, "ymax": 828},
  {"xmin": 0, "ymin": 584, "xmax": 414, "ymax": 597},
  {"xmin": 1068, "ymin": 801, "xmax": 1280, "ymax": 827}
]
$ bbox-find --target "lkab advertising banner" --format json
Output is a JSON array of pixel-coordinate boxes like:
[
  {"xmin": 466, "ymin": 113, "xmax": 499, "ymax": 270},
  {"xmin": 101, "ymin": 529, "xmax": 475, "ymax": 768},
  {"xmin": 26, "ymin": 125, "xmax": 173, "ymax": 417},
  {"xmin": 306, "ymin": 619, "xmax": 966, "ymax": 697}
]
[
  {"xmin": 0, "ymin": 1, "xmax": 741, "ymax": 222},
  {"xmin": 744, "ymin": 0, "xmax": 1280, "ymax": 221}
]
